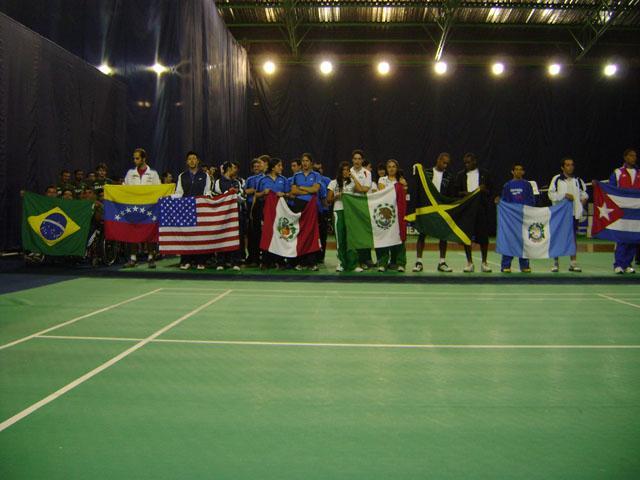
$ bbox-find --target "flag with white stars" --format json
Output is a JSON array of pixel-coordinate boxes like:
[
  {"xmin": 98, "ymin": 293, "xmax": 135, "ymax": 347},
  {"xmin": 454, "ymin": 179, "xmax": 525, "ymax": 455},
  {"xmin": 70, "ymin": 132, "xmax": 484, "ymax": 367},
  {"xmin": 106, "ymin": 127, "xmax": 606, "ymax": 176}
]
[{"xmin": 159, "ymin": 193, "xmax": 240, "ymax": 254}]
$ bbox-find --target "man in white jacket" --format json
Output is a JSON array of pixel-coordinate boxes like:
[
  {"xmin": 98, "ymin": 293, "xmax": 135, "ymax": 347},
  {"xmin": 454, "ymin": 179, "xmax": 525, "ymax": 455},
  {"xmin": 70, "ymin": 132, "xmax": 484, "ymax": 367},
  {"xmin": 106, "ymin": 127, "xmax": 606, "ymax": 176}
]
[
  {"xmin": 547, "ymin": 157, "xmax": 588, "ymax": 272},
  {"xmin": 123, "ymin": 148, "xmax": 161, "ymax": 268}
]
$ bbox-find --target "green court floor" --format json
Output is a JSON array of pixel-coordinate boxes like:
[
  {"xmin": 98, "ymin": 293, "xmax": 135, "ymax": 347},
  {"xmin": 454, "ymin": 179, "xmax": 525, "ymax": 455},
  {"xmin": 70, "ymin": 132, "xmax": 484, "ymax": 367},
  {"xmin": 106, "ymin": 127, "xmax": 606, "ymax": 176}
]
[{"xmin": 1, "ymin": 277, "xmax": 639, "ymax": 478}]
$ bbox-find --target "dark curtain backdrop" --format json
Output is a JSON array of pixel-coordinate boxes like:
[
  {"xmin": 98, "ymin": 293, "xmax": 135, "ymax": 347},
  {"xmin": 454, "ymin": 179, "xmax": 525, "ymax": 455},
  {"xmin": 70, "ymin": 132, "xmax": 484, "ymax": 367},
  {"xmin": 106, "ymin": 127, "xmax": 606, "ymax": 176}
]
[
  {"xmin": 250, "ymin": 65, "xmax": 640, "ymax": 187},
  {"xmin": 0, "ymin": 0, "xmax": 249, "ymax": 175},
  {"xmin": 0, "ymin": 12, "xmax": 127, "ymax": 250},
  {"xmin": 0, "ymin": 0, "xmax": 249, "ymax": 249}
]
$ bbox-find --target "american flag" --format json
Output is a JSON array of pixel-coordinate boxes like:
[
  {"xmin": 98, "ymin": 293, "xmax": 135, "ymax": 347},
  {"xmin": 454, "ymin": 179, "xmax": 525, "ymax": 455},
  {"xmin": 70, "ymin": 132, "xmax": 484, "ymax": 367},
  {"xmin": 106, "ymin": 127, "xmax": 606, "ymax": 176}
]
[{"xmin": 158, "ymin": 193, "xmax": 239, "ymax": 254}]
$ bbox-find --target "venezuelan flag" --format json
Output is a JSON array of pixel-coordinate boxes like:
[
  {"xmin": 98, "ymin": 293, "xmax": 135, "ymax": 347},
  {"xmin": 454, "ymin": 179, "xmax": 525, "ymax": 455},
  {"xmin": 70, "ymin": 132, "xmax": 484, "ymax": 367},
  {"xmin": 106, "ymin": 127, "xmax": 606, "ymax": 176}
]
[{"xmin": 104, "ymin": 184, "xmax": 175, "ymax": 243}]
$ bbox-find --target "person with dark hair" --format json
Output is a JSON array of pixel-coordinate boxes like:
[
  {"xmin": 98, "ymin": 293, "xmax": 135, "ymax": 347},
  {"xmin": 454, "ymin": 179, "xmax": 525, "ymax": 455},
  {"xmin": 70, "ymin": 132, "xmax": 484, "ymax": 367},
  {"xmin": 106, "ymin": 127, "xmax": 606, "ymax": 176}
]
[
  {"xmin": 362, "ymin": 160, "xmax": 377, "ymax": 192},
  {"xmin": 328, "ymin": 161, "xmax": 358, "ymax": 272},
  {"xmin": 175, "ymin": 151, "xmax": 211, "ymax": 270},
  {"xmin": 86, "ymin": 172, "xmax": 96, "ymax": 184},
  {"xmin": 123, "ymin": 148, "xmax": 161, "ymax": 269},
  {"xmin": 376, "ymin": 162, "xmax": 387, "ymax": 183},
  {"xmin": 161, "ymin": 171, "xmax": 174, "ymax": 184},
  {"xmin": 256, "ymin": 157, "xmax": 290, "ymax": 269},
  {"xmin": 312, "ymin": 159, "xmax": 332, "ymax": 263},
  {"xmin": 376, "ymin": 159, "xmax": 408, "ymax": 272},
  {"xmin": 350, "ymin": 150, "xmax": 375, "ymax": 272},
  {"xmin": 73, "ymin": 169, "xmax": 86, "ymax": 198},
  {"xmin": 500, "ymin": 163, "xmax": 535, "ymax": 273},
  {"xmin": 61, "ymin": 189, "xmax": 74, "ymax": 200},
  {"xmin": 454, "ymin": 152, "xmax": 497, "ymax": 273},
  {"xmin": 93, "ymin": 163, "xmax": 113, "ymax": 198},
  {"xmin": 547, "ymin": 157, "xmax": 588, "ymax": 272},
  {"xmin": 290, "ymin": 153, "xmax": 322, "ymax": 270},
  {"xmin": 245, "ymin": 155, "xmax": 269, "ymax": 266},
  {"xmin": 413, "ymin": 153, "xmax": 455, "ymax": 273},
  {"xmin": 213, "ymin": 161, "xmax": 244, "ymax": 271},
  {"xmin": 610, "ymin": 148, "xmax": 639, "ymax": 274},
  {"xmin": 56, "ymin": 170, "xmax": 74, "ymax": 197},
  {"xmin": 45, "ymin": 185, "xmax": 58, "ymax": 198}
]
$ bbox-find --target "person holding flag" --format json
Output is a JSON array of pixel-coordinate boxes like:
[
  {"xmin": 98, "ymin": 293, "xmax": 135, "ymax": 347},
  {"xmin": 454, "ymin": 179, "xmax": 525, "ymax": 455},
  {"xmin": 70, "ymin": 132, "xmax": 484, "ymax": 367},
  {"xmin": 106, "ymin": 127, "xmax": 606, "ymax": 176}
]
[
  {"xmin": 609, "ymin": 148, "xmax": 639, "ymax": 274},
  {"xmin": 123, "ymin": 148, "xmax": 162, "ymax": 268},
  {"xmin": 174, "ymin": 151, "xmax": 211, "ymax": 270},
  {"xmin": 213, "ymin": 161, "xmax": 245, "ymax": 271},
  {"xmin": 245, "ymin": 156, "xmax": 268, "ymax": 266},
  {"xmin": 290, "ymin": 153, "xmax": 322, "ymax": 271},
  {"xmin": 547, "ymin": 157, "xmax": 588, "ymax": 272},
  {"xmin": 350, "ymin": 150, "xmax": 375, "ymax": 272},
  {"xmin": 376, "ymin": 159, "xmax": 409, "ymax": 272},
  {"xmin": 413, "ymin": 153, "xmax": 455, "ymax": 273},
  {"xmin": 500, "ymin": 163, "xmax": 535, "ymax": 273},
  {"xmin": 327, "ymin": 162, "xmax": 358, "ymax": 272},
  {"xmin": 256, "ymin": 158, "xmax": 290, "ymax": 269}
]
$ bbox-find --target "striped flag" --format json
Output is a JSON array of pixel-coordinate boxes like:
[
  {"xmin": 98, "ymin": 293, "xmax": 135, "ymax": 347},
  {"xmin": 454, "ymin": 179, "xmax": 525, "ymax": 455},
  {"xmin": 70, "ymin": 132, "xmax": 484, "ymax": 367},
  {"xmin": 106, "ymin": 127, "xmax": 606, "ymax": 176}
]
[
  {"xmin": 591, "ymin": 180, "xmax": 640, "ymax": 242},
  {"xmin": 158, "ymin": 193, "xmax": 240, "ymax": 255}
]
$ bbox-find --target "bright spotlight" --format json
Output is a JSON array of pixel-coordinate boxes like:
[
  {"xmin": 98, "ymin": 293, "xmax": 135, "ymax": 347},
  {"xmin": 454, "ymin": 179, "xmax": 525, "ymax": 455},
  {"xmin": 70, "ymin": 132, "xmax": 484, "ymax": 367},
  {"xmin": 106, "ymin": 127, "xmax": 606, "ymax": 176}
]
[
  {"xmin": 319, "ymin": 60, "xmax": 333, "ymax": 76},
  {"xmin": 263, "ymin": 60, "xmax": 276, "ymax": 75},
  {"xmin": 547, "ymin": 63, "xmax": 561, "ymax": 76},
  {"xmin": 491, "ymin": 62, "xmax": 505, "ymax": 76},
  {"xmin": 150, "ymin": 62, "xmax": 169, "ymax": 75},
  {"xmin": 603, "ymin": 63, "xmax": 618, "ymax": 77},
  {"xmin": 434, "ymin": 61, "xmax": 448, "ymax": 75},
  {"xmin": 97, "ymin": 63, "xmax": 114, "ymax": 75},
  {"xmin": 377, "ymin": 61, "xmax": 391, "ymax": 76}
]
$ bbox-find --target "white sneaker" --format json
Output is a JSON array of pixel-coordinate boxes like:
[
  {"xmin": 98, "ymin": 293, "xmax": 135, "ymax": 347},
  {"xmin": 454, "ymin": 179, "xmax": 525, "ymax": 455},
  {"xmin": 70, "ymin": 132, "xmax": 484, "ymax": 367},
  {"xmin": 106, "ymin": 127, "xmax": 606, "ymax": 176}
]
[
  {"xmin": 481, "ymin": 262, "xmax": 492, "ymax": 273},
  {"xmin": 568, "ymin": 264, "xmax": 582, "ymax": 272},
  {"xmin": 551, "ymin": 264, "xmax": 559, "ymax": 273},
  {"xmin": 216, "ymin": 265, "xmax": 224, "ymax": 271},
  {"xmin": 437, "ymin": 262, "xmax": 452, "ymax": 272},
  {"xmin": 624, "ymin": 267, "xmax": 636, "ymax": 274},
  {"xmin": 354, "ymin": 266, "xmax": 364, "ymax": 273},
  {"xmin": 614, "ymin": 266, "xmax": 624, "ymax": 274},
  {"xmin": 336, "ymin": 265, "xmax": 344, "ymax": 272},
  {"xmin": 196, "ymin": 264, "xmax": 205, "ymax": 270},
  {"xmin": 397, "ymin": 266, "xmax": 405, "ymax": 272},
  {"xmin": 463, "ymin": 263, "xmax": 475, "ymax": 273},
  {"xmin": 180, "ymin": 263, "xmax": 191, "ymax": 270},
  {"xmin": 232, "ymin": 265, "xmax": 241, "ymax": 271},
  {"xmin": 412, "ymin": 262, "xmax": 423, "ymax": 272},
  {"xmin": 294, "ymin": 265, "xmax": 304, "ymax": 271},
  {"xmin": 378, "ymin": 266, "xmax": 386, "ymax": 272},
  {"xmin": 310, "ymin": 265, "xmax": 319, "ymax": 271}
]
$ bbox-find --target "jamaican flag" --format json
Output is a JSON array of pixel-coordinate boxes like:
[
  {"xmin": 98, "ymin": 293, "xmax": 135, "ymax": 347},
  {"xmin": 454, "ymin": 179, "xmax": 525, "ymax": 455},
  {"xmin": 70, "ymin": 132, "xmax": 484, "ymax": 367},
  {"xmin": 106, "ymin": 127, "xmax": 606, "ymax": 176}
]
[
  {"xmin": 406, "ymin": 164, "xmax": 480, "ymax": 245},
  {"xmin": 22, "ymin": 192, "xmax": 94, "ymax": 256}
]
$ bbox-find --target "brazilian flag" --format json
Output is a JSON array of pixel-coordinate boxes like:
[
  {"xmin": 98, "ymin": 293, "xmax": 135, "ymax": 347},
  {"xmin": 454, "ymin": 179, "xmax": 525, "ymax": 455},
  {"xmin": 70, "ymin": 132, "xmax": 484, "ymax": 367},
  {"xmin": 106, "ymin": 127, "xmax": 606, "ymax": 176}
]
[
  {"xmin": 406, "ymin": 164, "xmax": 480, "ymax": 245},
  {"xmin": 22, "ymin": 192, "xmax": 94, "ymax": 256}
]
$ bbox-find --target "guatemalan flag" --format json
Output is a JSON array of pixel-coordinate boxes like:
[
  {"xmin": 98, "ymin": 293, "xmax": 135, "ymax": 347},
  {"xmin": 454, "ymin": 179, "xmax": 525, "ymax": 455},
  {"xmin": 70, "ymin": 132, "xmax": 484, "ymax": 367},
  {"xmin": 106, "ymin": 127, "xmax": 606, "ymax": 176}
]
[
  {"xmin": 497, "ymin": 200, "xmax": 575, "ymax": 259},
  {"xmin": 260, "ymin": 193, "xmax": 320, "ymax": 258},
  {"xmin": 591, "ymin": 180, "xmax": 640, "ymax": 242},
  {"xmin": 104, "ymin": 184, "xmax": 175, "ymax": 243}
]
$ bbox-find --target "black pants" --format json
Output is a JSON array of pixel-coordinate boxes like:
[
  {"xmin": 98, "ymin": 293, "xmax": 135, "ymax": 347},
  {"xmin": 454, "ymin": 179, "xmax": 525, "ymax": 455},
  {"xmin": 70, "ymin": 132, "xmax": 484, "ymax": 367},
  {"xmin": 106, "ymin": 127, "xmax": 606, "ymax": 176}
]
[
  {"xmin": 181, "ymin": 254, "xmax": 207, "ymax": 265},
  {"xmin": 317, "ymin": 211, "xmax": 330, "ymax": 262}
]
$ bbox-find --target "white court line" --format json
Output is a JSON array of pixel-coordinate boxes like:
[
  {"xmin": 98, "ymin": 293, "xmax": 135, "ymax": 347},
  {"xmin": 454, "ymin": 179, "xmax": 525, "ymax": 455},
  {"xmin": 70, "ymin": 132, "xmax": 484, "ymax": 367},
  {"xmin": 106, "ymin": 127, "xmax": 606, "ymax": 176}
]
[
  {"xmin": 0, "ymin": 290, "xmax": 232, "ymax": 433},
  {"xmin": 35, "ymin": 335, "xmax": 640, "ymax": 350},
  {"xmin": 36, "ymin": 335, "xmax": 142, "ymax": 342},
  {"xmin": 597, "ymin": 294, "xmax": 640, "ymax": 310},
  {"xmin": 0, "ymin": 288, "xmax": 163, "ymax": 351},
  {"xmin": 159, "ymin": 287, "xmax": 633, "ymax": 297}
]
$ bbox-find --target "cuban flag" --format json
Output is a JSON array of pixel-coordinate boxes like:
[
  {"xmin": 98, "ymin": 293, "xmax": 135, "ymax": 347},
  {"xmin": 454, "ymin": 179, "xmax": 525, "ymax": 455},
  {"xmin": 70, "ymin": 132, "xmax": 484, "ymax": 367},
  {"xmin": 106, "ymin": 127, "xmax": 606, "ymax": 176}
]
[
  {"xmin": 591, "ymin": 180, "xmax": 640, "ymax": 242},
  {"xmin": 497, "ymin": 200, "xmax": 575, "ymax": 259}
]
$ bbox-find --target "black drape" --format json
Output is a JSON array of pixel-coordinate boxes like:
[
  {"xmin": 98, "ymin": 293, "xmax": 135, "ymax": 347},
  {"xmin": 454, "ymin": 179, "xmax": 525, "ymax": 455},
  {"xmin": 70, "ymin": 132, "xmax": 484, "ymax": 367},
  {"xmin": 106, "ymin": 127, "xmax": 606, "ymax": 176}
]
[
  {"xmin": 0, "ymin": 12, "xmax": 127, "ymax": 250},
  {"xmin": 250, "ymin": 65, "xmax": 640, "ymax": 186}
]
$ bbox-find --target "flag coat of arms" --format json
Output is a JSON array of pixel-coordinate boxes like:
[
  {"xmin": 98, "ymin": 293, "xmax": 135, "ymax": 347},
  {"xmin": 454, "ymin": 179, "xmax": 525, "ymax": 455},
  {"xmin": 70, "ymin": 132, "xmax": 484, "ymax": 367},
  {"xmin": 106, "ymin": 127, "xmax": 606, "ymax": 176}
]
[
  {"xmin": 103, "ymin": 184, "xmax": 175, "ymax": 243},
  {"xmin": 406, "ymin": 164, "xmax": 480, "ymax": 245},
  {"xmin": 22, "ymin": 192, "xmax": 94, "ymax": 256},
  {"xmin": 158, "ymin": 193, "xmax": 240, "ymax": 254},
  {"xmin": 260, "ymin": 193, "xmax": 320, "ymax": 258},
  {"xmin": 342, "ymin": 183, "xmax": 407, "ymax": 250},
  {"xmin": 497, "ymin": 200, "xmax": 575, "ymax": 259},
  {"xmin": 591, "ymin": 180, "xmax": 640, "ymax": 243}
]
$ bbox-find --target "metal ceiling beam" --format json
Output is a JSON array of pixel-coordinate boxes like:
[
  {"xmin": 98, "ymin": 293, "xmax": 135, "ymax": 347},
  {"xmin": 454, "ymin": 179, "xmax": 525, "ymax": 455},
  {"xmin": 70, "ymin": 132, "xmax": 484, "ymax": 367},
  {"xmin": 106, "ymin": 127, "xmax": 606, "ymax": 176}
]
[
  {"xmin": 434, "ymin": 0, "xmax": 459, "ymax": 61},
  {"xmin": 279, "ymin": 0, "xmax": 311, "ymax": 56},
  {"xmin": 217, "ymin": 1, "xmax": 636, "ymax": 11},
  {"xmin": 570, "ymin": 0, "xmax": 630, "ymax": 61},
  {"xmin": 226, "ymin": 22, "xmax": 640, "ymax": 31},
  {"xmin": 240, "ymin": 37, "xmax": 585, "ymax": 45}
]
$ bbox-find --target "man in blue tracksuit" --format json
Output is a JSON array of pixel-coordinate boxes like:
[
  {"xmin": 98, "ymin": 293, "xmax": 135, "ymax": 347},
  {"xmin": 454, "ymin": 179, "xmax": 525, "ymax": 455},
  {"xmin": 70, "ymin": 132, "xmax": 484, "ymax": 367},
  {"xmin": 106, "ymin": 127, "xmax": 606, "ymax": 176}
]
[
  {"xmin": 500, "ymin": 162, "xmax": 535, "ymax": 273},
  {"xmin": 313, "ymin": 159, "xmax": 332, "ymax": 263}
]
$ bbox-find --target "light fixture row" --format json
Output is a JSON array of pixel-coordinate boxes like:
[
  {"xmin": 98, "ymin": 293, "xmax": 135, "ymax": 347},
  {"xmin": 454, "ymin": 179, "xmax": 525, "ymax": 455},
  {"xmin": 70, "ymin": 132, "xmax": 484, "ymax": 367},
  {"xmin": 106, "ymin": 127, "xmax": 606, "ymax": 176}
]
[{"xmin": 260, "ymin": 59, "xmax": 621, "ymax": 78}]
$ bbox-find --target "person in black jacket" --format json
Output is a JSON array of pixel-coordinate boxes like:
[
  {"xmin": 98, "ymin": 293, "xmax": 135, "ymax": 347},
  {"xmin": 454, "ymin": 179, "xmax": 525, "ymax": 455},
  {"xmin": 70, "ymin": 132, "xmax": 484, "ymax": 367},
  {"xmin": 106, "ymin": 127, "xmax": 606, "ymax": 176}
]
[
  {"xmin": 454, "ymin": 153, "xmax": 498, "ymax": 273},
  {"xmin": 413, "ymin": 152, "xmax": 455, "ymax": 273},
  {"xmin": 175, "ymin": 151, "xmax": 212, "ymax": 270}
]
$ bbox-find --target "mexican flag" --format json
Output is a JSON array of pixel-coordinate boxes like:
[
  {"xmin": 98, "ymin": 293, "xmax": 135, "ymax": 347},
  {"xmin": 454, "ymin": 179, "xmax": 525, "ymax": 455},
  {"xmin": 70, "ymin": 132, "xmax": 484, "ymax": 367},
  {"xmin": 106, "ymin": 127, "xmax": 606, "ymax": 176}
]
[
  {"xmin": 342, "ymin": 183, "xmax": 407, "ymax": 249},
  {"xmin": 260, "ymin": 193, "xmax": 320, "ymax": 258}
]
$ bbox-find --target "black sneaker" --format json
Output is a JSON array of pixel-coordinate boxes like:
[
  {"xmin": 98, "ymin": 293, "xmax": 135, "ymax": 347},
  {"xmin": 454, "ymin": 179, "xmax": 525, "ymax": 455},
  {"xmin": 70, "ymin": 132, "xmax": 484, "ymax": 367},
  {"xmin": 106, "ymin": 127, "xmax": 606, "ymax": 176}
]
[
  {"xmin": 437, "ymin": 262, "xmax": 453, "ymax": 272},
  {"xmin": 412, "ymin": 262, "xmax": 423, "ymax": 272}
]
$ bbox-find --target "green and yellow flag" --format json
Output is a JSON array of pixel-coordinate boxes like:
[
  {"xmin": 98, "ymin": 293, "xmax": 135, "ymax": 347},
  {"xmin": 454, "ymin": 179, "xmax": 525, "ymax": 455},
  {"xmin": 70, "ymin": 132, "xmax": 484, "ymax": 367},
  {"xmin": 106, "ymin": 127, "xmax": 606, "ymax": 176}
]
[
  {"xmin": 22, "ymin": 192, "xmax": 94, "ymax": 255},
  {"xmin": 406, "ymin": 164, "xmax": 480, "ymax": 245}
]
